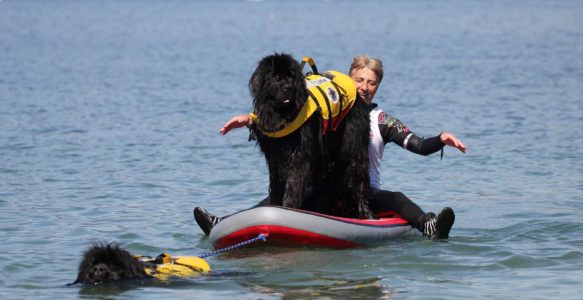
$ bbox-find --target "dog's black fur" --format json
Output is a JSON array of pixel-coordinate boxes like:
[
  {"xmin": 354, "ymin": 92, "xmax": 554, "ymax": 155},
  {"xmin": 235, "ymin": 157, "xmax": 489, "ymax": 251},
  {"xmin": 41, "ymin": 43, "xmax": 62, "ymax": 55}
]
[
  {"xmin": 72, "ymin": 243, "xmax": 150, "ymax": 285},
  {"xmin": 249, "ymin": 53, "xmax": 372, "ymax": 218}
]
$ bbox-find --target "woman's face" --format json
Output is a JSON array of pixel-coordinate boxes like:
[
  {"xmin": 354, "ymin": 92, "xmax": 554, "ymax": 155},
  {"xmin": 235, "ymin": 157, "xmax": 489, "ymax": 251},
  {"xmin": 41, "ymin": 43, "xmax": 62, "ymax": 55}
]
[{"xmin": 350, "ymin": 67, "xmax": 379, "ymax": 104}]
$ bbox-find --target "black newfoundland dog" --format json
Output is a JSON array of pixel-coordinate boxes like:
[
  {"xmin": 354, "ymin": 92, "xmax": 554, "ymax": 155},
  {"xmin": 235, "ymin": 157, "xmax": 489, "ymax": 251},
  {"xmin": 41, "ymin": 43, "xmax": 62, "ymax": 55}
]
[
  {"xmin": 71, "ymin": 243, "xmax": 150, "ymax": 285},
  {"xmin": 249, "ymin": 53, "xmax": 372, "ymax": 218},
  {"xmin": 71, "ymin": 243, "xmax": 210, "ymax": 285}
]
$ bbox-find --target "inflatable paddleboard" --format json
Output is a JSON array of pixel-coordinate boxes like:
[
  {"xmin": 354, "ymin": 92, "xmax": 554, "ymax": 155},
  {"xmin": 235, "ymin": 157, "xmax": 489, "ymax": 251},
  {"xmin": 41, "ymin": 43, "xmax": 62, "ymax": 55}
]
[{"xmin": 208, "ymin": 206, "xmax": 413, "ymax": 249}]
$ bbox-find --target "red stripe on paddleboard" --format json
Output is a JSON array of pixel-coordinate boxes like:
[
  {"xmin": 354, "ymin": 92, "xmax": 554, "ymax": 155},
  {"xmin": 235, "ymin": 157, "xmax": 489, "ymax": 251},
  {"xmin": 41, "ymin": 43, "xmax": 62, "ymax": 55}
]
[
  {"xmin": 374, "ymin": 211, "xmax": 403, "ymax": 219},
  {"xmin": 214, "ymin": 225, "xmax": 361, "ymax": 249}
]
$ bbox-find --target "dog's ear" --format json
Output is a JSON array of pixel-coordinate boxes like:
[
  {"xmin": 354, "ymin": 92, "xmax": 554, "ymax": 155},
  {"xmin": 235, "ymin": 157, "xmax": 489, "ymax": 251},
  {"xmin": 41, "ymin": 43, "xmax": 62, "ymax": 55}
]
[
  {"xmin": 249, "ymin": 54, "xmax": 274, "ymax": 99},
  {"xmin": 249, "ymin": 65, "xmax": 264, "ymax": 99}
]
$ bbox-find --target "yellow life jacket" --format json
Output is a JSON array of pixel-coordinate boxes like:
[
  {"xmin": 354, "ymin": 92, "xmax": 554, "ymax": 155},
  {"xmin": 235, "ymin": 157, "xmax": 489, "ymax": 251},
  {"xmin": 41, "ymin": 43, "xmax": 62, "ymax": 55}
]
[
  {"xmin": 136, "ymin": 253, "xmax": 211, "ymax": 281},
  {"xmin": 250, "ymin": 57, "xmax": 357, "ymax": 138}
]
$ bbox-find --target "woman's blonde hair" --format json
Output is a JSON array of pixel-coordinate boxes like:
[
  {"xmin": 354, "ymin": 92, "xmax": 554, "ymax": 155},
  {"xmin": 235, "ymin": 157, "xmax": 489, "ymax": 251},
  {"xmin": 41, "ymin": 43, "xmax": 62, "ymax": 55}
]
[{"xmin": 348, "ymin": 55, "xmax": 384, "ymax": 83}]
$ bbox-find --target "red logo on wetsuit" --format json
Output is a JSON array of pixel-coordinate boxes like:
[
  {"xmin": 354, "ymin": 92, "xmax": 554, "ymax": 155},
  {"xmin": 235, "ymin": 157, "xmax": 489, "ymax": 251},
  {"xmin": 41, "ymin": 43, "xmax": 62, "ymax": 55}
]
[{"xmin": 378, "ymin": 112, "xmax": 391, "ymax": 124}]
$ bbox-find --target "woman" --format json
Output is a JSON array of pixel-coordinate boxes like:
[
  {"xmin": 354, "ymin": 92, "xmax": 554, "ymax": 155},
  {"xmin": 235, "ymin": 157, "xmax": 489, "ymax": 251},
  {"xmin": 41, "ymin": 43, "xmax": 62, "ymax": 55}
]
[{"xmin": 195, "ymin": 55, "xmax": 467, "ymax": 240}]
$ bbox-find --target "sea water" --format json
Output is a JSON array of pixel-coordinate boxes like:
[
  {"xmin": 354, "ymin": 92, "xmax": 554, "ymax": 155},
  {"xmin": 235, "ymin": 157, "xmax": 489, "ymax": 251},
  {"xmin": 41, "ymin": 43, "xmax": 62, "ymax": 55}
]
[{"xmin": 1, "ymin": 0, "xmax": 582, "ymax": 299}]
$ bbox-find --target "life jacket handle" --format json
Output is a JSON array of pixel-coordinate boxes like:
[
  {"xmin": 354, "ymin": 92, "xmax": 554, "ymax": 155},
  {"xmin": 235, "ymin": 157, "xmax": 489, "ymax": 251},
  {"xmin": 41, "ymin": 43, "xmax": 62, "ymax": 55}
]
[{"xmin": 300, "ymin": 56, "xmax": 319, "ymax": 75}]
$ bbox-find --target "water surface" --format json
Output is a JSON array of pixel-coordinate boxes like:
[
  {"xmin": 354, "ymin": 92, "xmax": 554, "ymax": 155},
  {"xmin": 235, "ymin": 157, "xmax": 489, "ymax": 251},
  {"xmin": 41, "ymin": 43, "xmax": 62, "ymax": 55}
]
[{"xmin": 1, "ymin": 0, "xmax": 582, "ymax": 299}]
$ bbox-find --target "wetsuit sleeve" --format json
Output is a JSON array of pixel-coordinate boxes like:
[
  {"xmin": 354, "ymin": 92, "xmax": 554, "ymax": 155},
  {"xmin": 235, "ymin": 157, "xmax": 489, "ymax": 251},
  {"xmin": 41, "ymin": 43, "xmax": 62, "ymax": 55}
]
[{"xmin": 377, "ymin": 112, "xmax": 445, "ymax": 156}]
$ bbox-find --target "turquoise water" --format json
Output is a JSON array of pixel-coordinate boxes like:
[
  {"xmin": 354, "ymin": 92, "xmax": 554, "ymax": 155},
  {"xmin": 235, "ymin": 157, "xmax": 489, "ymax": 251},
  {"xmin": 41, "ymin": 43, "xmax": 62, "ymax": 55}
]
[{"xmin": 1, "ymin": 0, "xmax": 582, "ymax": 299}]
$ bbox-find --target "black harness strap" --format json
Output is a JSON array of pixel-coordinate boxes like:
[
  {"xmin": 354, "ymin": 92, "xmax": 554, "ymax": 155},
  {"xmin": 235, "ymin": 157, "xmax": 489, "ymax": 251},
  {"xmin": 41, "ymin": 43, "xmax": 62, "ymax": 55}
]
[
  {"xmin": 328, "ymin": 80, "xmax": 346, "ymax": 132},
  {"xmin": 315, "ymin": 85, "xmax": 333, "ymax": 133},
  {"xmin": 300, "ymin": 58, "xmax": 319, "ymax": 75},
  {"xmin": 306, "ymin": 89, "xmax": 325, "ymax": 156}
]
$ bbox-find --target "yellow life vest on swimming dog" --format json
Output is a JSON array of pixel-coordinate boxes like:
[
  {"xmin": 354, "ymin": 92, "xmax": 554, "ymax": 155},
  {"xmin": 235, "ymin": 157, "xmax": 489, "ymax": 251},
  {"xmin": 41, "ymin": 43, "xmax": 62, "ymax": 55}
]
[
  {"xmin": 250, "ymin": 57, "xmax": 357, "ymax": 138},
  {"xmin": 136, "ymin": 253, "xmax": 211, "ymax": 281}
]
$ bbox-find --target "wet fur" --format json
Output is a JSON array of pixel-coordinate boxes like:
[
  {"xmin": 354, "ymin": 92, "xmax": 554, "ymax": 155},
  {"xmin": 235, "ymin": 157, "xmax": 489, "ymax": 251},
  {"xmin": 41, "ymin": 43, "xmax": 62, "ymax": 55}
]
[
  {"xmin": 249, "ymin": 53, "xmax": 372, "ymax": 218},
  {"xmin": 72, "ymin": 243, "xmax": 150, "ymax": 285}
]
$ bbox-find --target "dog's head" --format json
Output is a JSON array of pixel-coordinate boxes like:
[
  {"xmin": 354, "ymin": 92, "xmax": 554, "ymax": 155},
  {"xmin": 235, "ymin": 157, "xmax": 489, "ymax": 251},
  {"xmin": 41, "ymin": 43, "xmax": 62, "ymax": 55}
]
[
  {"xmin": 73, "ymin": 243, "xmax": 149, "ymax": 285},
  {"xmin": 249, "ymin": 53, "xmax": 308, "ymax": 131}
]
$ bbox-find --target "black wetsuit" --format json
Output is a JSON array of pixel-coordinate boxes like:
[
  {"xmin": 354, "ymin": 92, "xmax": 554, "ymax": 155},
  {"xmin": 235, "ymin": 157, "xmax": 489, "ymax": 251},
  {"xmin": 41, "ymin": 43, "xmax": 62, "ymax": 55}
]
[{"xmin": 366, "ymin": 102, "xmax": 444, "ymax": 230}]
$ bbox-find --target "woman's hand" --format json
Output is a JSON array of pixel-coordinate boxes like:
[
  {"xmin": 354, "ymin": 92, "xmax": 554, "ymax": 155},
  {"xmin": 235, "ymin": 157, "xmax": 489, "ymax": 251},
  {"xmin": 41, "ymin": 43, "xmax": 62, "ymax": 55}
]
[
  {"xmin": 220, "ymin": 114, "xmax": 251, "ymax": 135},
  {"xmin": 440, "ymin": 132, "xmax": 467, "ymax": 153}
]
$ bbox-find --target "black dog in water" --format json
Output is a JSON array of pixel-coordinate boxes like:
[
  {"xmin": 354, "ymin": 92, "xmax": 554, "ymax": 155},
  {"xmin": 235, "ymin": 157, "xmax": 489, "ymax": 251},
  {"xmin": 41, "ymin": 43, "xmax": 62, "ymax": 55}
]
[
  {"xmin": 72, "ymin": 243, "xmax": 150, "ymax": 285},
  {"xmin": 71, "ymin": 242, "xmax": 210, "ymax": 285},
  {"xmin": 249, "ymin": 53, "xmax": 372, "ymax": 218}
]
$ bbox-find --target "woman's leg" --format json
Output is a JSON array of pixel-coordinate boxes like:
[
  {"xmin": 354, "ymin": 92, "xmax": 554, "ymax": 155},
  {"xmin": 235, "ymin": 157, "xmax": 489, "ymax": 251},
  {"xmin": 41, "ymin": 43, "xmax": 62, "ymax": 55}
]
[
  {"xmin": 369, "ymin": 189, "xmax": 432, "ymax": 231},
  {"xmin": 368, "ymin": 189, "xmax": 455, "ymax": 239}
]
